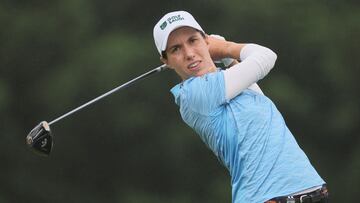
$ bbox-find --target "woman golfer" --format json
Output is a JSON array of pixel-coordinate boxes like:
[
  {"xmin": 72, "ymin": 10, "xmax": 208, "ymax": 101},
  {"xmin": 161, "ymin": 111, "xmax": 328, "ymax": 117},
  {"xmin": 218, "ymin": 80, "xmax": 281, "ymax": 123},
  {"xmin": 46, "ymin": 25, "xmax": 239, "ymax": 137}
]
[{"xmin": 153, "ymin": 11, "xmax": 328, "ymax": 203}]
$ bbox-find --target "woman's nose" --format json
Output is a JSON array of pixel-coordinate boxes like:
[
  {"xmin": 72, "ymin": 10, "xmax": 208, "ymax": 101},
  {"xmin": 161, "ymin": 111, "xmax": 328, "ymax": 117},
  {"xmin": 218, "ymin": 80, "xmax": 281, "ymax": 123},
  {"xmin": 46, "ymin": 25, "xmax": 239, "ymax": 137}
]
[{"xmin": 183, "ymin": 45, "xmax": 195, "ymax": 60}]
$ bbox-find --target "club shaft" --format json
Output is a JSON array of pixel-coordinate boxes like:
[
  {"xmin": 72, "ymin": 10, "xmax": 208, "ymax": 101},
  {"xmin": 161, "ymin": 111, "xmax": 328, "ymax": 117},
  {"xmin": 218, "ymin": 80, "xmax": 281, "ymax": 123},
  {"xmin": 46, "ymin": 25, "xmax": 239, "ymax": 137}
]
[{"xmin": 48, "ymin": 64, "xmax": 167, "ymax": 126}]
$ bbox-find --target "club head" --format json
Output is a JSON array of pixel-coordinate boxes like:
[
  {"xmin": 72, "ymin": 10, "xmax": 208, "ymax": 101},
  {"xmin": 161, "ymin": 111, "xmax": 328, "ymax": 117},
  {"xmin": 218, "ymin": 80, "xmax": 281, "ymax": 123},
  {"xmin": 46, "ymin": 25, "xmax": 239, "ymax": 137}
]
[{"xmin": 26, "ymin": 121, "xmax": 53, "ymax": 156}]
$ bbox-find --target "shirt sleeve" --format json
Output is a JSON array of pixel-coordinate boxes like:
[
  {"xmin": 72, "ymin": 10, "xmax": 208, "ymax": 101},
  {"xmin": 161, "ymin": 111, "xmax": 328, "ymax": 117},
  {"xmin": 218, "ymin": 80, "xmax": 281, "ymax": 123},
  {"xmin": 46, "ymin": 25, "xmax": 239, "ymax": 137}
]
[
  {"xmin": 247, "ymin": 83, "xmax": 264, "ymax": 95},
  {"xmin": 223, "ymin": 44, "xmax": 277, "ymax": 100},
  {"xmin": 181, "ymin": 71, "xmax": 226, "ymax": 116}
]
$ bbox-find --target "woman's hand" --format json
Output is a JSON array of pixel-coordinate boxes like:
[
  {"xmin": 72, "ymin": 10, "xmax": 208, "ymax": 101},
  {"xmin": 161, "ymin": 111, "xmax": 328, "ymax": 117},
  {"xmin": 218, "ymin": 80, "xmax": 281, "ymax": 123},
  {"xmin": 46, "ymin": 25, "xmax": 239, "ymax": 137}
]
[
  {"xmin": 207, "ymin": 34, "xmax": 245, "ymax": 61},
  {"xmin": 207, "ymin": 34, "xmax": 232, "ymax": 60}
]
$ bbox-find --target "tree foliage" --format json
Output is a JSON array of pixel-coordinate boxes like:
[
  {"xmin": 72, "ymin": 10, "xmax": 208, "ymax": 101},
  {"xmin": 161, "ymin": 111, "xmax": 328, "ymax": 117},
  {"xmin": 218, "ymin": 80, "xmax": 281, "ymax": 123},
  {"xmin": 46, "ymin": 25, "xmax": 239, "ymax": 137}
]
[{"xmin": 0, "ymin": 0, "xmax": 359, "ymax": 202}]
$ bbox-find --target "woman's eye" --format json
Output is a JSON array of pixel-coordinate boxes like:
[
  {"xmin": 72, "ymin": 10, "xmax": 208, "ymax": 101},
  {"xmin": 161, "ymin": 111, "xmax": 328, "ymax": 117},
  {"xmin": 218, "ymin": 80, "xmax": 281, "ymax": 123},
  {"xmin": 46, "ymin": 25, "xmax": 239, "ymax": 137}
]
[
  {"xmin": 190, "ymin": 38, "xmax": 197, "ymax": 43},
  {"xmin": 171, "ymin": 47, "xmax": 179, "ymax": 53}
]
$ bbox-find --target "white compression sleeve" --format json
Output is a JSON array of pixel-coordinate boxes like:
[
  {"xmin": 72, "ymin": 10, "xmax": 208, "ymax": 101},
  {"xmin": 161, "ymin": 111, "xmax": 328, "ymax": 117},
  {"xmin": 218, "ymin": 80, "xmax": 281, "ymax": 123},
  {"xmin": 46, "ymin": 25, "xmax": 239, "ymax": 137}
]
[
  {"xmin": 247, "ymin": 83, "xmax": 264, "ymax": 95},
  {"xmin": 223, "ymin": 44, "xmax": 277, "ymax": 100}
]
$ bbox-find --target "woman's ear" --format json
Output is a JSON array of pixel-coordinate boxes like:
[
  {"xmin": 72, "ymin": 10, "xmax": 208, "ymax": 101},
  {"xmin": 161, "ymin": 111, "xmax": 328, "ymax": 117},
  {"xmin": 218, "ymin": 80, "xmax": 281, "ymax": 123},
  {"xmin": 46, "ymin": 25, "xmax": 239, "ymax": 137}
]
[{"xmin": 160, "ymin": 56, "xmax": 173, "ymax": 69}]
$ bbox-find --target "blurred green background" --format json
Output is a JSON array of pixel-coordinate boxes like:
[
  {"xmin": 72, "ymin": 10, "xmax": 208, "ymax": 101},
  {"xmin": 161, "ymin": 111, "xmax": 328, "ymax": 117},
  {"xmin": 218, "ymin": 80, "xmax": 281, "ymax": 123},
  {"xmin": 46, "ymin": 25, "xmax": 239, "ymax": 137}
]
[{"xmin": 0, "ymin": 0, "xmax": 359, "ymax": 202}]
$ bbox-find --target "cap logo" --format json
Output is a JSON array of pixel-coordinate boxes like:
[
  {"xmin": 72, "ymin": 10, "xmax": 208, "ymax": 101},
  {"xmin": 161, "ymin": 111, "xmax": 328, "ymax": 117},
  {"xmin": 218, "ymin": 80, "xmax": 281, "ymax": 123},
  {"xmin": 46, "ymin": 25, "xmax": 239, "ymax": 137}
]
[
  {"xmin": 160, "ymin": 21, "xmax": 167, "ymax": 30},
  {"xmin": 167, "ymin": 14, "xmax": 184, "ymax": 25}
]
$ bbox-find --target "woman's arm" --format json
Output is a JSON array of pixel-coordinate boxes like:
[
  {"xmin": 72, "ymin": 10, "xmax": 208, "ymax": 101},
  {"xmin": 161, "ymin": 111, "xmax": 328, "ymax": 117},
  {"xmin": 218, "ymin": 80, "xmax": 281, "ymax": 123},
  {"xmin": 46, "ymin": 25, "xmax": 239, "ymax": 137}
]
[
  {"xmin": 226, "ymin": 60, "xmax": 264, "ymax": 95},
  {"xmin": 207, "ymin": 36, "xmax": 277, "ymax": 100},
  {"xmin": 223, "ymin": 43, "xmax": 277, "ymax": 99}
]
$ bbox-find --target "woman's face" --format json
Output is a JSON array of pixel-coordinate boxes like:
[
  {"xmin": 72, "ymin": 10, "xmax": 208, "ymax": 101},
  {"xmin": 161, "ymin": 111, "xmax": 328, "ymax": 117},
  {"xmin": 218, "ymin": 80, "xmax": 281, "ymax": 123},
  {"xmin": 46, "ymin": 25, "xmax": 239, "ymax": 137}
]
[{"xmin": 161, "ymin": 27, "xmax": 216, "ymax": 80}]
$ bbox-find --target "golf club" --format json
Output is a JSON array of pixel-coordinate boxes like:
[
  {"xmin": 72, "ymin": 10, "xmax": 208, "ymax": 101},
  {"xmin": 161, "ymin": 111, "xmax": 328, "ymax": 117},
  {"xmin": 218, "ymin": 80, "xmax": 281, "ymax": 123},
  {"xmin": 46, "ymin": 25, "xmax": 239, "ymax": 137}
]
[{"xmin": 25, "ymin": 64, "xmax": 168, "ymax": 156}]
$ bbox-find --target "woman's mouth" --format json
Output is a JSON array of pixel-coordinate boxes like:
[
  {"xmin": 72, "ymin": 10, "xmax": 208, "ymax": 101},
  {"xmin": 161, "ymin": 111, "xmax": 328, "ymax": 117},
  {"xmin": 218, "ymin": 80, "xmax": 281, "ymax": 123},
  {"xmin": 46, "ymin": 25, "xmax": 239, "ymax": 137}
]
[{"xmin": 188, "ymin": 61, "xmax": 201, "ymax": 71}]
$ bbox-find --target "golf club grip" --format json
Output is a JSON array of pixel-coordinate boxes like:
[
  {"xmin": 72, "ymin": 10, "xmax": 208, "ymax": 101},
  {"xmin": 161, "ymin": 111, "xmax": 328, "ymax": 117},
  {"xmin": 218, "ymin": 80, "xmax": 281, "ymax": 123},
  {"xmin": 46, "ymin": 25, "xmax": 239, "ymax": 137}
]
[{"xmin": 48, "ymin": 64, "xmax": 168, "ymax": 125}]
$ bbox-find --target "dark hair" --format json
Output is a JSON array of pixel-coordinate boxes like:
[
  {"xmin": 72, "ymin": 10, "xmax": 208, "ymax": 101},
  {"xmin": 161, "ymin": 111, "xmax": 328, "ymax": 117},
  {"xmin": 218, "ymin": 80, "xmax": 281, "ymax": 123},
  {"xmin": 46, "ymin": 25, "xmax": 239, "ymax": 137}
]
[{"xmin": 161, "ymin": 30, "xmax": 206, "ymax": 59}]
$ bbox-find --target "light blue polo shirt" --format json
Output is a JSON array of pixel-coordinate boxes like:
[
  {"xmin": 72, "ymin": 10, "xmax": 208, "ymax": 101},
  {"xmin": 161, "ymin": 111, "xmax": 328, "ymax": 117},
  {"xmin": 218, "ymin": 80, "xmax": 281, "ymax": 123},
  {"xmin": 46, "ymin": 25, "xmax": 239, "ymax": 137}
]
[{"xmin": 170, "ymin": 71, "xmax": 325, "ymax": 203}]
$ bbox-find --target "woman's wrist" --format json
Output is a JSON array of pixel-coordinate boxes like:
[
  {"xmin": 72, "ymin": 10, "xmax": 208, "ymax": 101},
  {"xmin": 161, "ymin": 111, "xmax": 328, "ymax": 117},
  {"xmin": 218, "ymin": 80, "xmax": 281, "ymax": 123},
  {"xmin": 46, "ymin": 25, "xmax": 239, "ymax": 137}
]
[{"xmin": 226, "ymin": 42, "xmax": 246, "ymax": 60}]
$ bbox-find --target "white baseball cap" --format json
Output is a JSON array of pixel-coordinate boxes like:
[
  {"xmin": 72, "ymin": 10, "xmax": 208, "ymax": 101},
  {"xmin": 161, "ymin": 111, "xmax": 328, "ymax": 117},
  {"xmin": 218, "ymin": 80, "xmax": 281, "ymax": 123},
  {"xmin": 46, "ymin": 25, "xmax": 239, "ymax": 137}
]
[{"xmin": 153, "ymin": 11, "xmax": 204, "ymax": 55}]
